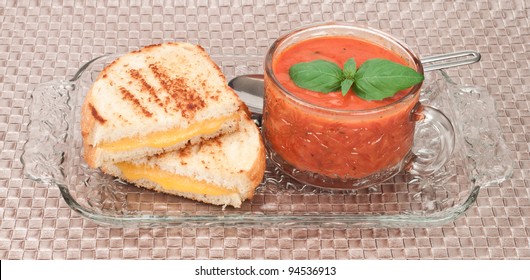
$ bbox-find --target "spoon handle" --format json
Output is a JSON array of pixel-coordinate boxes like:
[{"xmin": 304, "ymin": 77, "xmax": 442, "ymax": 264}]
[
  {"xmin": 420, "ymin": 50, "xmax": 481, "ymax": 72},
  {"xmin": 228, "ymin": 74, "xmax": 265, "ymax": 113}
]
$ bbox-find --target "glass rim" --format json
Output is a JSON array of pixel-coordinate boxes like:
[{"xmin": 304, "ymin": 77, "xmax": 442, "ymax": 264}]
[{"xmin": 264, "ymin": 22, "xmax": 425, "ymax": 114}]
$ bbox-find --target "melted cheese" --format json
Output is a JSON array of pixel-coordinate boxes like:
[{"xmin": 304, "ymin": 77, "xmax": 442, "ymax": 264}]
[
  {"xmin": 99, "ymin": 113, "xmax": 239, "ymax": 152},
  {"xmin": 116, "ymin": 162, "xmax": 236, "ymax": 196}
]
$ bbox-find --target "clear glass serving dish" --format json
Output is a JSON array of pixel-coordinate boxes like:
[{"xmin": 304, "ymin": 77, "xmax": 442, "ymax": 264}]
[{"xmin": 22, "ymin": 54, "xmax": 513, "ymax": 227}]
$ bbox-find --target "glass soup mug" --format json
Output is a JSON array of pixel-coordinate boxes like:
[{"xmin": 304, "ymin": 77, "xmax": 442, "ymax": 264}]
[{"xmin": 262, "ymin": 23, "xmax": 455, "ymax": 190}]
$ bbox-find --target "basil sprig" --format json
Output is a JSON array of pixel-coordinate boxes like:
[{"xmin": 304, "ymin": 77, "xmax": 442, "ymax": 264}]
[{"xmin": 289, "ymin": 58, "xmax": 424, "ymax": 100}]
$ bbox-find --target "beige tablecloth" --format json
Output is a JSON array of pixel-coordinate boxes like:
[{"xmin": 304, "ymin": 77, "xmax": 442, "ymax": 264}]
[{"xmin": 1, "ymin": 0, "xmax": 529, "ymax": 259}]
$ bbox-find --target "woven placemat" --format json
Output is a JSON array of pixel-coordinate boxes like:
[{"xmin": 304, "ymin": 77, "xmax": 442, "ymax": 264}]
[{"xmin": 0, "ymin": 0, "xmax": 529, "ymax": 259}]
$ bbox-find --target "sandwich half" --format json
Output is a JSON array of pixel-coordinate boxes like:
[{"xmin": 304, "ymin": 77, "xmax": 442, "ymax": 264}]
[
  {"xmin": 82, "ymin": 42, "xmax": 243, "ymax": 168},
  {"xmin": 102, "ymin": 111, "xmax": 266, "ymax": 208}
]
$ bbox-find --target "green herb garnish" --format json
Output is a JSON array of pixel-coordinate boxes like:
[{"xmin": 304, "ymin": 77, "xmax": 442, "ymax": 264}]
[
  {"xmin": 289, "ymin": 57, "xmax": 424, "ymax": 100},
  {"xmin": 288, "ymin": 60, "xmax": 344, "ymax": 93}
]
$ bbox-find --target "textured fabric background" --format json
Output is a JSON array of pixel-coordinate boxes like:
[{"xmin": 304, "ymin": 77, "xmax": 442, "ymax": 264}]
[{"xmin": 0, "ymin": 0, "xmax": 529, "ymax": 259}]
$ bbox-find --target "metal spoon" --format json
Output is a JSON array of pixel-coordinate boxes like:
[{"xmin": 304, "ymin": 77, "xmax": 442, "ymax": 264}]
[{"xmin": 229, "ymin": 50, "xmax": 481, "ymax": 114}]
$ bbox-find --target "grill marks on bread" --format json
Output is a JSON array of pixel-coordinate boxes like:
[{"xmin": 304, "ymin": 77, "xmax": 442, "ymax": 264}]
[
  {"xmin": 101, "ymin": 59, "xmax": 208, "ymax": 120},
  {"xmin": 166, "ymin": 134, "xmax": 226, "ymax": 169},
  {"xmin": 128, "ymin": 69, "xmax": 166, "ymax": 112},
  {"xmin": 88, "ymin": 103, "xmax": 107, "ymax": 124},
  {"xmin": 149, "ymin": 64, "xmax": 206, "ymax": 119},
  {"xmin": 118, "ymin": 86, "xmax": 153, "ymax": 118}
]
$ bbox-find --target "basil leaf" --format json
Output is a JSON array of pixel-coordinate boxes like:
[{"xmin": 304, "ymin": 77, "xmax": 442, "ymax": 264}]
[
  {"xmin": 352, "ymin": 79, "xmax": 397, "ymax": 100},
  {"xmin": 353, "ymin": 58, "xmax": 424, "ymax": 100},
  {"xmin": 343, "ymin": 58, "xmax": 356, "ymax": 79},
  {"xmin": 341, "ymin": 79, "xmax": 354, "ymax": 96},
  {"xmin": 289, "ymin": 60, "xmax": 344, "ymax": 93}
]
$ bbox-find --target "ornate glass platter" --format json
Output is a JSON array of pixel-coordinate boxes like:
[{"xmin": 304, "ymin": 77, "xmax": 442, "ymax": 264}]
[{"xmin": 21, "ymin": 55, "xmax": 513, "ymax": 227}]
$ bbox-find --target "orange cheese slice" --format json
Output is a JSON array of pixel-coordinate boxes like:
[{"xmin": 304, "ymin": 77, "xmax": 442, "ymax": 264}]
[
  {"xmin": 115, "ymin": 162, "xmax": 236, "ymax": 196},
  {"xmin": 99, "ymin": 113, "xmax": 240, "ymax": 152}
]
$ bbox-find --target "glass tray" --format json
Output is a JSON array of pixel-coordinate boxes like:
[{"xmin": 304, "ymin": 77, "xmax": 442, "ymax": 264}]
[{"xmin": 22, "ymin": 55, "xmax": 513, "ymax": 227}]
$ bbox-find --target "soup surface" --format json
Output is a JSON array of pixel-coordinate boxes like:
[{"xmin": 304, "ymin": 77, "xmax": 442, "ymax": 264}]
[{"xmin": 272, "ymin": 36, "xmax": 410, "ymax": 110}]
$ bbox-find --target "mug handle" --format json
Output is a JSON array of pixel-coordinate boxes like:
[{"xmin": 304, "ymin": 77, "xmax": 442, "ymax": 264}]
[{"xmin": 408, "ymin": 103, "xmax": 455, "ymax": 176}]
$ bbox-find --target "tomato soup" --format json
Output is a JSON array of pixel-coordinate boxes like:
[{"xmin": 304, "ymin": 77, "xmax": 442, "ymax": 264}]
[{"xmin": 263, "ymin": 36, "xmax": 420, "ymax": 179}]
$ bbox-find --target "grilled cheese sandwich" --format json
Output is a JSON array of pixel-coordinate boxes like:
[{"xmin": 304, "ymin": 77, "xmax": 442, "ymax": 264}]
[
  {"xmin": 81, "ymin": 42, "xmax": 243, "ymax": 168},
  {"xmin": 103, "ymin": 112, "xmax": 266, "ymax": 208},
  {"xmin": 81, "ymin": 42, "xmax": 266, "ymax": 207}
]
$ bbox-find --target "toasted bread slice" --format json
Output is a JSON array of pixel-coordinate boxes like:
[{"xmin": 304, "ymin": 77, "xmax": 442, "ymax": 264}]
[
  {"xmin": 82, "ymin": 42, "xmax": 243, "ymax": 168},
  {"xmin": 102, "ymin": 111, "xmax": 266, "ymax": 208}
]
